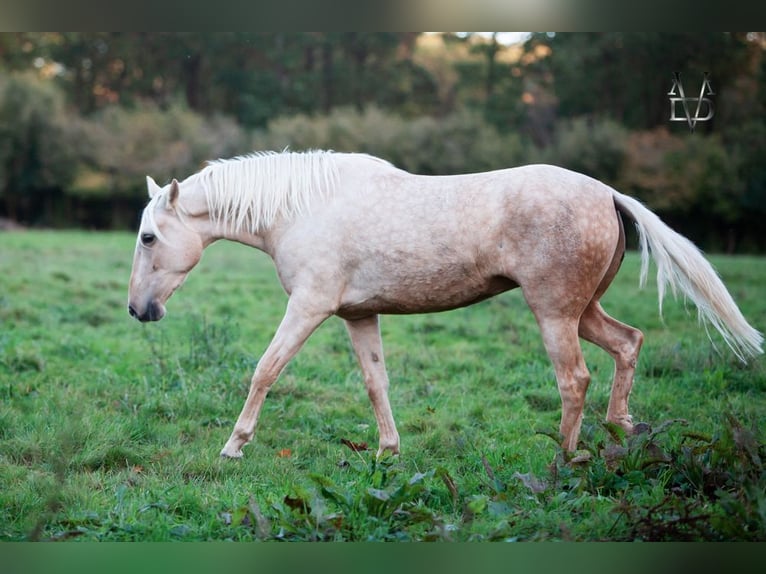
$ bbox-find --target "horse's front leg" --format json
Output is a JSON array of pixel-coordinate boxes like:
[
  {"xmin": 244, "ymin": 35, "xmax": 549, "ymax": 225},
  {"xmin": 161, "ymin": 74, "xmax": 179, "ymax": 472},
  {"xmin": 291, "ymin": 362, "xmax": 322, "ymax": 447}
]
[
  {"xmin": 344, "ymin": 315, "xmax": 400, "ymax": 456},
  {"xmin": 220, "ymin": 297, "xmax": 329, "ymax": 458}
]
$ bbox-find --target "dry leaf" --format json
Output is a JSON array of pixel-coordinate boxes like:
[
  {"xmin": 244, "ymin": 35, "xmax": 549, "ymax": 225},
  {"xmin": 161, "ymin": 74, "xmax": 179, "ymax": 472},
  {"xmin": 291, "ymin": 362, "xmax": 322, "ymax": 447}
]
[
  {"xmin": 340, "ymin": 438, "xmax": 369, "ymax": 452},
  {"xmin": 513, "ymin": 471, "xmax": 548, "ymax": 494}
]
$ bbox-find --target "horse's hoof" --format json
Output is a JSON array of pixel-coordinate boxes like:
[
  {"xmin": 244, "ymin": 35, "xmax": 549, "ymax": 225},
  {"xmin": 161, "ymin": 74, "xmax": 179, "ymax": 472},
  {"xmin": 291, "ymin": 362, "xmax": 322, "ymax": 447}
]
[{"xmin": 220, "ymin": 447, "xmax": 243, "ymax": 459}]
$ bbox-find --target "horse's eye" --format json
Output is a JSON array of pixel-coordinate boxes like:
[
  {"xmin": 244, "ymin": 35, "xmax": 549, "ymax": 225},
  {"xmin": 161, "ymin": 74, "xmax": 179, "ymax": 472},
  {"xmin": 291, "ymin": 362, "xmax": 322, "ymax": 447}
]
[{"xmin": 140, "ymin": 232, "xmax": 156, "ymax": 246}]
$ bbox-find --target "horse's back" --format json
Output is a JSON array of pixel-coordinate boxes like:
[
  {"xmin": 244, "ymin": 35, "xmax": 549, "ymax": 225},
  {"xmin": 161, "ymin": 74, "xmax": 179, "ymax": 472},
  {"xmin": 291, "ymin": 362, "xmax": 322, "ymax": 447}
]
[
  {"xmin": 333, "ymin": 159, "xmax": 620, "ymax": 267},
  {"xmin": 278, "ymin": 158, "xmax": 622, "ymax": 316}
]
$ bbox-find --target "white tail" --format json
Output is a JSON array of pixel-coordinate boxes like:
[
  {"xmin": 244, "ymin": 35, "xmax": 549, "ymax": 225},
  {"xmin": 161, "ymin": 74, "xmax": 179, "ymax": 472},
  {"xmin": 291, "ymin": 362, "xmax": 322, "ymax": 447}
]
[{"xmin": 612, "ymin": 190, "xmax": 763, "ymax": 361}]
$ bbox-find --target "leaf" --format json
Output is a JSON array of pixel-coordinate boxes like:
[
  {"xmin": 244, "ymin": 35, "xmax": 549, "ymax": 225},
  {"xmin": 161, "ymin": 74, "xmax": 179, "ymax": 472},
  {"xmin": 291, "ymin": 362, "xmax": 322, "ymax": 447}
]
[
  {"xmin": 513, "ymin": 471, "xmax": 547, "ymax": 494},
  {"xmin": 283, "ymin": 493, "xmax": 311, "ymax": 514},
  {"xmin": 319, "ymin": 485, "xmax": 352, "ymax": 509},
  {"xmin": 437, "ymin": 467, "xmax": 459, "ymax": 503},
  {"xmin": 340, "ymin": 438, "xmax": 369, "ymax": 452},
  {"xmin": 488, "ymin": 499, "xmax": 513, "ymax": 517},
  {"xmin": 138, "ymin": 501, "xmax": 168, "ymax": 513},
  {"xmin": 726, "ymin": 413, "xmax": 762, "ymax": 466},
  {"xmin": 50, "ymin": 528, "xmax": 87, "ymax": 541},
  {"xmin": 466, "ymin": 495, "xmax": 488, "ymax": 515},
  {"xmin": 682, "ymin": 430, "xmax": 713, "ymax": 443},
  {"xmin": 367, "ymin": 487, "xmax": 390, "ymax": 502},
  {"xmin": 248, "ymin": 497, "xmax": 271, "ymax": 539},
  {"xmin": 311, "ymin": 474, "xmax": 353, "ymax": 509},
  {"xmin": 365, "ymin": 488, "xmax": 392, "ymax": 517},
  {"xmin": 650, "ymin": 418, "xmax": 687, "ymax": 437},
  {"xmin": 481, "ymin": 455, "xmax": 505, "ymax": 493},
  {"xmin": 170, "ymin": 524, "xmax": 191, "ymax": 537},
  {"xmin": 230, "ymin": 506, "xmax": 249, "ymax": 527},
  {"xmin": 632, "ymin": 422, "xmax": 652, "ymax": 436},
  {"xmin": 534, "ymin": 428, "xmax": 563, "ymax": 445},
  {"xmin": 601, "ymin": 443, "xmax": 628, "ymax": 469},
  {"xmin": 602, "ymin": 421, "xmax": 627, "ymax": 443},
  {"xmin": 643, "ymin": 442, "xmax": 671, "ymax": 465},
  {"xmin": 277, "ymin": 448, "xmax": 292, "ymax": 458},
  {"xmin": 398, "ymin": 472, "xmax": 430, "ymax": 498},
  {"xmin": 408, "ymin": 471, "xmax": 431, "ymax": 486},
  {"xmin": 568, "ymin": 450, "xmax": 592, "ymax": 465}
]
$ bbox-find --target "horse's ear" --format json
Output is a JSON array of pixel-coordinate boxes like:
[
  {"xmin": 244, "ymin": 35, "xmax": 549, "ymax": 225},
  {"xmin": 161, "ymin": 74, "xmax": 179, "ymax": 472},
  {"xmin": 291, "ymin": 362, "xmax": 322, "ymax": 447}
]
[
  {"xmin": 167, "ymin": 179, "xmax": 180, "ymax": 210},
  {"xmin": 146, "ymin": 176, "xmax": 162, "ymax": 199}
]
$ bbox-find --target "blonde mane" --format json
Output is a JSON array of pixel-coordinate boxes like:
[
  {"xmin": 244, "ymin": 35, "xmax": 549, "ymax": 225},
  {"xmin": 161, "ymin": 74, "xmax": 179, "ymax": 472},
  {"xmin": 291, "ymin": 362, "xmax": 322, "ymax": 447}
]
[{"xmin": 198, "ymin": 150, "xmax": 341, "ymax": 235}]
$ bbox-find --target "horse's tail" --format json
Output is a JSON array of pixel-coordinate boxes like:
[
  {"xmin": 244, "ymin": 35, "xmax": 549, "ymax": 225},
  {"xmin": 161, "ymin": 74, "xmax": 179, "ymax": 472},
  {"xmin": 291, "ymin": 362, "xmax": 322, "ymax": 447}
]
[{"xmin": 611, "ymin": 189, "xmax": 763, "ymax": 361}]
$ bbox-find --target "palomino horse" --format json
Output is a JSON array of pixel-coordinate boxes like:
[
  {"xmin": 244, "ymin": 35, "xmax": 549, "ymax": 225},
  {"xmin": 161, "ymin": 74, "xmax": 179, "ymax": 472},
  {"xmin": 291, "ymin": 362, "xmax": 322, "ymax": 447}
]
[{"xmin": 128, "ymin": 151, "xmax": 762, "ymax": 458}]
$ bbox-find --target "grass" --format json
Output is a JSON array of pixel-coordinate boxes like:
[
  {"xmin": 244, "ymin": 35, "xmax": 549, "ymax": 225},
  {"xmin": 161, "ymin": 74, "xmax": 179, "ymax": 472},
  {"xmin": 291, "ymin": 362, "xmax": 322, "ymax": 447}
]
[{"xmin": 0, "ymin": 230, "xmax": 765, "ymax": 541}]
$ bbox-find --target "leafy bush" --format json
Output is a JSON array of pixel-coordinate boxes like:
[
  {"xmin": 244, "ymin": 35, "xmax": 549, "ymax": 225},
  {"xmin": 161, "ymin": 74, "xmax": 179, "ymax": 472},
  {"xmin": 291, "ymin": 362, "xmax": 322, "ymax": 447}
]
[
  {"xmin": 526, "ymin": 414, "xmax": 766, "ymax": 541},
  {"xmin": 663, "ymin": 134, "xmax": 741, "ymax": 222},
  {"xmin": 723, "ymin": 120, "xmax": 766, "ymax": 217},
  {"xmin": 69, "ymin": 102, "xmax": 247, "ymax": 198},
  {"xmin": 227, "ymin": 455, "xmax": 442, "ymax": 541},
  {"xmin": 0, "ymin": 72, "xmax": 76, "ymax": 218},
  {"xmin": 619, "ymin": 127, "xmax": 749, "ymax": 250},
  {"xmin": 251, "ymin": 106, "xmax": 529, "ymax": 175},
  {"xmin": 619, "ymin": 127, "xmax": 687, "ymax": 210},
  {"xmin": 543, "ymin": 116, "xmax": 629, "ymax": 184}
]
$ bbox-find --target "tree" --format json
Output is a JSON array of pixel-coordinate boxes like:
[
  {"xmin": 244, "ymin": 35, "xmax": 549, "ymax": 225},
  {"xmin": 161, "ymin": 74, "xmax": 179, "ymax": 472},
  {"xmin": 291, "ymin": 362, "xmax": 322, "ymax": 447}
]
[
  {"xmin": 522, "ymin": 32, "xmax": 754, "ymax": 130},
  {"xmin": 0, "ymin": 73, "xmax": 75, "ymax": 223}
]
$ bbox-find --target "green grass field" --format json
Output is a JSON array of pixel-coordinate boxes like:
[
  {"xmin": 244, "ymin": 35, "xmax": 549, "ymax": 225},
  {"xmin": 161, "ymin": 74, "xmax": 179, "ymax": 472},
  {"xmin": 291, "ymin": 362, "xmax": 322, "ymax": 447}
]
[{"xmin": 1, "ymin": 231, "xmax": 765, "ymax": 541}]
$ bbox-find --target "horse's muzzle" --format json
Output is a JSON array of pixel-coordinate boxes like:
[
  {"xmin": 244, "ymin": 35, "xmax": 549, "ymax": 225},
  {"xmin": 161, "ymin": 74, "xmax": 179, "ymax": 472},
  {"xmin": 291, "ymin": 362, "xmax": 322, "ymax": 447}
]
[{"xmin": 128, "ymin": 301, "xmax": 165, "ymax": 322}]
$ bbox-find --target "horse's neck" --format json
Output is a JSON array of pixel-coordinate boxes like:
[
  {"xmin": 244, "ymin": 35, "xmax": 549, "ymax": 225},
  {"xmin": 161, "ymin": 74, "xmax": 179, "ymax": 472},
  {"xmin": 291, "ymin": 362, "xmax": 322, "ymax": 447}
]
[
  {"xmin": 220, "ymin": 226, "xmax": 272, "ymax": 252},
  {"xmin": 180, "ymin": 181, "xmax": 272, "ymax": 252}
]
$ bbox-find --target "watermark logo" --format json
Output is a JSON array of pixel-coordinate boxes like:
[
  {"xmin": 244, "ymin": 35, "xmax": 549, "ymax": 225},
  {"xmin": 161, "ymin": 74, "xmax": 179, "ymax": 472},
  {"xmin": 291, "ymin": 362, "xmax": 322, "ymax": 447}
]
[{"xmin": 668, "ymin": 72, "xmax": 715, "ymax": 132}]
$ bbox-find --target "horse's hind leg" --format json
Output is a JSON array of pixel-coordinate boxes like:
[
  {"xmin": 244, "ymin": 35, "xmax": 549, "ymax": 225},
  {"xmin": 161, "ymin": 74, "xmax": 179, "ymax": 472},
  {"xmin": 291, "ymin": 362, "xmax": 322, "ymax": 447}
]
[
  {"xmin": 344, "ymin": 315, "xmax": 400, "ymax": 455},
  {"xmin": 534, "ymin": 313, "xmax": 592, "ymax": 452},
  {"xmin": 577, "ymin": 208, "xmax": 644, "ymax": 434},
  {"xmin": 579, "ymin": 301, "xmax": 643, "ymax": 434}
]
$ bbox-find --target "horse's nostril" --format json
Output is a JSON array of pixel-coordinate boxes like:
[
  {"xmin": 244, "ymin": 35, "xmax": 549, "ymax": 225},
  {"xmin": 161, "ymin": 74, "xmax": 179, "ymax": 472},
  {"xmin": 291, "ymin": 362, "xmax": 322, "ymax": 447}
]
[{"xmin": 128, "ymin": 304, "xmax": 138, "ymax": 319}]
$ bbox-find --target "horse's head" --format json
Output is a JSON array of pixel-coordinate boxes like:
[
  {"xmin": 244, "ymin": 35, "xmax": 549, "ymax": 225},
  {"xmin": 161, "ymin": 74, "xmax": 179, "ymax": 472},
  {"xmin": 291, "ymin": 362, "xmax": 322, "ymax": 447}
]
[{"xmin": 127, "ymin": 176, "xmax": 204, "ymax": 322}]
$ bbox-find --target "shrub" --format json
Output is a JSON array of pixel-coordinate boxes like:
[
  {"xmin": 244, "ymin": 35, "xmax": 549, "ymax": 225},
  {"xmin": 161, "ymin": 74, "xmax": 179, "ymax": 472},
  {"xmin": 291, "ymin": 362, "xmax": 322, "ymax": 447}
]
[
  {"xmin": 663, "ymin": 134, "xmax": 741, "ymax": 222},
  {"xmin": 543, "ymin": 116, "xmax": 629, "ymax": 184},
  {"xmin": 251, "ymin": 106, "xmax": 529, "ymax": 175},
  {"xmin": 0, "ymin": 72, "xmax": 76, "ymax": 219},
  {"xmin": 69, "ymin": 102, "xmax": 247, "ymax": 198},
  {"xmin": 618, "ymin": 128, "xmax": 684, "ymax": 209}
]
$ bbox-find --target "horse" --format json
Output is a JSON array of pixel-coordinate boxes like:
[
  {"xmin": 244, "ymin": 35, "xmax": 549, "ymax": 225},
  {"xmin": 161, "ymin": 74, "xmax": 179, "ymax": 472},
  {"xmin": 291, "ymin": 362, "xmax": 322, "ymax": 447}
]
[{"xmin": 127, "ymin": 150, "xmax": 763, "ymax": 459}]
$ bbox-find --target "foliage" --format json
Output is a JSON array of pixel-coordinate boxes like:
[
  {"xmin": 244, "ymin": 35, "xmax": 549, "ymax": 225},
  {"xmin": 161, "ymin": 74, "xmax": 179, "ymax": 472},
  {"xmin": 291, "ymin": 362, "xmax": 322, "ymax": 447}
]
[
  {"xmin": 538, "ymin": 413, "xmax": 766, "ymax": 541},
  {"xmin": 523, "ymin": 32, "xmax": 757, "ymax": 131},
  {"xmin": 252, "ymin": 106, "xmax": 528, "ymax": 175},
  {"xmin": 618, "ymin": 127, "xmax": 762, "ymax": 251},
  {"xmin": 260, "ymin": 456, "xmax": 441, "ymax": 541},
  {"xmin": 724, "ymin": 120, "xmax": 766, "ymax": 219},
  {"xmin": 4, "ymin": 33, "xmax": 434, "ymax": 126},
  {"xmin": 0, "ymin": 72, "xmax": 76, "ymax": 219},
  {"xmin": 542, "ymin": 116, "xmax": 629, "ymax": 184},
  {"xmin": 69, "ymin": 102, "xmax": 246, "ymax": 197},
  {"xmin": 619, "ymin": 129, "xmax": 740, "ymax": 217},
  {"xmin": 663, "ymin": 134, "xmax": 742, "ymax": 222}
]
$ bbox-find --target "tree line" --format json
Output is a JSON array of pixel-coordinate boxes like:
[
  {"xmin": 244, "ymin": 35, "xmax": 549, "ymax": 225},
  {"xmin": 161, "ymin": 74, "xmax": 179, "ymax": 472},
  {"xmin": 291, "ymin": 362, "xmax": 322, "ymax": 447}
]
[{"xmin": 1, "ymin": 33, "xmax": 764, "ymax": 251}]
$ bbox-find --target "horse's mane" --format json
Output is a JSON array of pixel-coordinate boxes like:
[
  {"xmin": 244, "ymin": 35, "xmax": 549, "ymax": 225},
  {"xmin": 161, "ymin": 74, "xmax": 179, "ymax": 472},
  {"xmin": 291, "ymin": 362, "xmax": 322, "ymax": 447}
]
[{"xmin": 198, "ymin": 150, "xmax": 342, "ymax": 235}]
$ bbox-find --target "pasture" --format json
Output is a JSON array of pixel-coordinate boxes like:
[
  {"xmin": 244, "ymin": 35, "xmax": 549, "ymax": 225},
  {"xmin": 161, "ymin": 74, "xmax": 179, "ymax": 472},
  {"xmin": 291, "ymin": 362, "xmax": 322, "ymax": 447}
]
[{"xmin": 1, "ymin": 230, "xmax": 765, "ymax": 541}]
